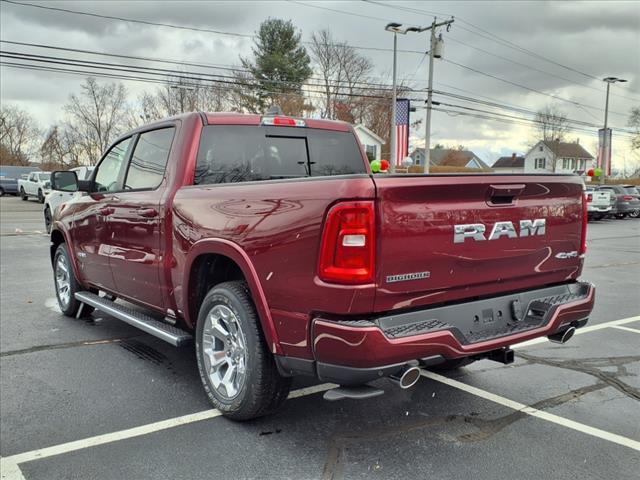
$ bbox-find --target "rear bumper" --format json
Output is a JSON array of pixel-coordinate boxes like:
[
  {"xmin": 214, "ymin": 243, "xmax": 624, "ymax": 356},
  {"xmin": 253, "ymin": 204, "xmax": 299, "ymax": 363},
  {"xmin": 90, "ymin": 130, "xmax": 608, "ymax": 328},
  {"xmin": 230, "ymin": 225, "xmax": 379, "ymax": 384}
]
[{"xmin": 285, "ymin": 281, "xmax": 594, "ymax": 384}]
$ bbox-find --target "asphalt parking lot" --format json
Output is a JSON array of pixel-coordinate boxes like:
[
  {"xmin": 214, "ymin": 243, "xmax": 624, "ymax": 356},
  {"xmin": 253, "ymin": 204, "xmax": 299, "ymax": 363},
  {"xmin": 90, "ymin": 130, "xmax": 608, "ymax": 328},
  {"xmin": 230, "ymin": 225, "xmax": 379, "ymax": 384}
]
[{"xmin": 1, "ymin": 195, "xmax": 638, "ymax": 480}]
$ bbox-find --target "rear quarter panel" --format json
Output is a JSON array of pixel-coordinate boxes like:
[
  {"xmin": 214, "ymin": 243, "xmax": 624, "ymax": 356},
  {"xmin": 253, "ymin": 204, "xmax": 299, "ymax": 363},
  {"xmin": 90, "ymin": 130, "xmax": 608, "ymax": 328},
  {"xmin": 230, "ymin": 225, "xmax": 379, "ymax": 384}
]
[{"xmin": 172, "ymin": 176, "xmax": 376, "ymax": 358}]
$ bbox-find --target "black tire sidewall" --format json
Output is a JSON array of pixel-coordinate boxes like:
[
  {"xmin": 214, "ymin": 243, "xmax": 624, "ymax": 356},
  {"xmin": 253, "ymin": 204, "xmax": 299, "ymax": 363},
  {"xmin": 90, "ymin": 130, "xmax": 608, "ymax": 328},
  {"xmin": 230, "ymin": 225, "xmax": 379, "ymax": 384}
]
[
  {"xmin": 53, "ymin": 243, "xmax": 80, "ymax": 316},
  {"xmin": 195, "ymin": 283, "xmax": 261, "ymax": 413},
  {"xmin": 45, "ymin": 207, "xmax": 52, "ymax": 233}
]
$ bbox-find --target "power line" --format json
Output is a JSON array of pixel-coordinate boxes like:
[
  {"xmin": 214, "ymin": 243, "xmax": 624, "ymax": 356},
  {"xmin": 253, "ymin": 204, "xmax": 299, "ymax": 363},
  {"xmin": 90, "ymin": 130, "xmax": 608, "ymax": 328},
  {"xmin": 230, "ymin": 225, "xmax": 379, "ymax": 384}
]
[
  {"xmin": 445, "ymin": 36, "xmax": 640, "ymax": 103},
  {"xmin": 2, "ymin": 47, "xmax": 634, "ymax": 133},
  {"xmin": 363, "ymin": 0, "xmax": 617, "ymax": 84},
  {"xmin": 4, "ymin": 0, "xmax": 632, "ymax": 118},
  {"xmin": 0, "ymin": 0, "xmax": 425, "ymax": 55},
  {"xmin": 286, "ymin": 0, "xmax": 633, "ymax": 116}
]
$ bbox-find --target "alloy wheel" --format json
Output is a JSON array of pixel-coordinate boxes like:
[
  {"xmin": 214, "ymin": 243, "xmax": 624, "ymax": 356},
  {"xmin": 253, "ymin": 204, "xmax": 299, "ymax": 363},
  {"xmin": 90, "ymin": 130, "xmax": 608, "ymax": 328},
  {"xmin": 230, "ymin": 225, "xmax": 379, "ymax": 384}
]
[{"xmin": 201, "ymin": 304, "xmax": 247, "ymax": 400}]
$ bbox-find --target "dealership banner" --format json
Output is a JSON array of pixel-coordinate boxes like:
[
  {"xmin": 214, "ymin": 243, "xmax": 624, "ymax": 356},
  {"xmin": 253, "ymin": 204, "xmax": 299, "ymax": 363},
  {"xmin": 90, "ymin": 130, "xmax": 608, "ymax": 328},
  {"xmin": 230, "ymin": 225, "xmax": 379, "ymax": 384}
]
[{"xmin": 597, "ymin": 128, "xmax": 612, "ymax": 176}]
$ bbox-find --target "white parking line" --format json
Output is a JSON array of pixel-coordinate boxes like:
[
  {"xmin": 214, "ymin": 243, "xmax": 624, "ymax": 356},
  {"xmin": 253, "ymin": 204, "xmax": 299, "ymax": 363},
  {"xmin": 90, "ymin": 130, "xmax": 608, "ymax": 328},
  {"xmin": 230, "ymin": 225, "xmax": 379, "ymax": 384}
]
[
  {"xmin": 610, "ymin": 325, "xmax": 640, "ymax": 334},
  {"xmin": 421, "ymin": 370, "xmax": 640, "ymax": 451},
  {"xmin": 0, "ymin": 383, "xmax": 337, "ymax": 479},
  {"xmin": 513, "ymin": 315, "xmax": 640, "ymax": 349}
]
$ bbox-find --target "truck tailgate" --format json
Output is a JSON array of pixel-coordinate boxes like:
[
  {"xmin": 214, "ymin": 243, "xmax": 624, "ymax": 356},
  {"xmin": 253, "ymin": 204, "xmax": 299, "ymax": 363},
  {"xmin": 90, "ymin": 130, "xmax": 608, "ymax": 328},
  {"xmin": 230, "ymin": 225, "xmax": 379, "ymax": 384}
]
[{"xmin": 372, "ymin": 175, "xmax": 585, "ymax": 312}]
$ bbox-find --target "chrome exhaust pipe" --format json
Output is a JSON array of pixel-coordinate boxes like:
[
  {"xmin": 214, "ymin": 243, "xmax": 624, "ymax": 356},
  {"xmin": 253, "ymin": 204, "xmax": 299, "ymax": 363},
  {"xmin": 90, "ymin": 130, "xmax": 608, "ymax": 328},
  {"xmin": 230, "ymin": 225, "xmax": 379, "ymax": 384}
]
[
  {"xmin": 548, "ymin": 326, "xmax": 576, "ymax": 344},
  {"xmin": 389, "ymin": 366, "xmax": 421, "ymax": 389}
]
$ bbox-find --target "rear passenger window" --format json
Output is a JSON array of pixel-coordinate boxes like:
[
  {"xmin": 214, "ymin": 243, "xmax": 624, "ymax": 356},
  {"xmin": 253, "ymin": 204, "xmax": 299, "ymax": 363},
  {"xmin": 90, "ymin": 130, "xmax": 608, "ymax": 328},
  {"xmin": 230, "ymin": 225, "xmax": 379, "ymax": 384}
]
[
  {"xmin": 125, "ymin": 128, "xmax": 175, "ymax": 190},
  {"xmin": 194, "ymin": 126, "xmax": 365, "ymax": 185}
]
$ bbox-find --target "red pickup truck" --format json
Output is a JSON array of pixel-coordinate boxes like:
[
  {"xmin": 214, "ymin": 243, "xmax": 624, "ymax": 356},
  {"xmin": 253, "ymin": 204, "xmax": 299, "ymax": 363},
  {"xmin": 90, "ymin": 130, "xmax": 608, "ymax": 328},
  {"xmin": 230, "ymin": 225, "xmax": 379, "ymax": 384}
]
[{"xmin": 49, "ymin": 111, "xmax": 595, "ymax": 420}]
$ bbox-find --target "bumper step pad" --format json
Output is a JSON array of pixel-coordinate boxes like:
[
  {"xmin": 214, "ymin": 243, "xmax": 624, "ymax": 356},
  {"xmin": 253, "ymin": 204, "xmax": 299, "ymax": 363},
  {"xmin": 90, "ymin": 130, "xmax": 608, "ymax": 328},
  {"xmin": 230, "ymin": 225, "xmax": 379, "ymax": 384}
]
[{"xmin": 375, "ymin": 282, "xmax": 591, "ymax": 345}]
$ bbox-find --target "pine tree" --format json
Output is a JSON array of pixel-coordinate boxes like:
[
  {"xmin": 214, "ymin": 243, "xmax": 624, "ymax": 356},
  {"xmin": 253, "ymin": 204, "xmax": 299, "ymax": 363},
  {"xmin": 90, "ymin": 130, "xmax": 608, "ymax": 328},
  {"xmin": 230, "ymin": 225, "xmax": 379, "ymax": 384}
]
[{"xmin": 238, "ymin": 18, "xmax": 312, "ymax": 113}]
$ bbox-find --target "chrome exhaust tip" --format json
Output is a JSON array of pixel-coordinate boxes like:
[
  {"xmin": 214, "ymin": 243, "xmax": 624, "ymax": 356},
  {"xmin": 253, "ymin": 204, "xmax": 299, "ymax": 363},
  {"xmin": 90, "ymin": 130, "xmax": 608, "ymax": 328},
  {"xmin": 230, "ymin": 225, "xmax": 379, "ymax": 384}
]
[
  {"xmin": 389, "ymin": 366, "xmax": 421, "ymax": 389},
  {"xmin": 548, "ymin": 326, "xmax": 576, "ymax": 344}
]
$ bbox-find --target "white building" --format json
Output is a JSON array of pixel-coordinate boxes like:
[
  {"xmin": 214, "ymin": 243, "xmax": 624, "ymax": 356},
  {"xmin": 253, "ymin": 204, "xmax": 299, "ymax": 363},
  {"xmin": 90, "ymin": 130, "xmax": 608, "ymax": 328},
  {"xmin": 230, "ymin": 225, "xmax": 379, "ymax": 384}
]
[
  {"xmin": 524, "ymin": 140, "xmax": 594, "ymax": 175},
  {"xmin": 353, "ymin": 124, "xmax": 385, "ymax": 161}
]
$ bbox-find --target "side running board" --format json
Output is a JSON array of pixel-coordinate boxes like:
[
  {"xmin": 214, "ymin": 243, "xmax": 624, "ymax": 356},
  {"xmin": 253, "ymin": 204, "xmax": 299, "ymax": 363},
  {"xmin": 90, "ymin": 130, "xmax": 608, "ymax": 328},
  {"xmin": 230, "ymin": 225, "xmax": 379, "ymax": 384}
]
[{"xmin": 75, "ymin": 292, "xmax": 192, "ymax": 347}]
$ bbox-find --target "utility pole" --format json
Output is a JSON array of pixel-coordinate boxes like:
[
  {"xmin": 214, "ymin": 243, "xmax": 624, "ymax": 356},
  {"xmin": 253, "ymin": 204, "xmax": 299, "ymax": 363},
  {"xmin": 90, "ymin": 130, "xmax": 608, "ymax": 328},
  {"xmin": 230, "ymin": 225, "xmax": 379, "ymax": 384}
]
[
  {"xmin": 385, "ymin": 23, "xmax": 423, "ymax": 172},
  {"xmin": 600, "ymin": 77, "xmax": 627, "ymax": 184},
  {"xmin": 422, "ymin": 17, "xmax": 454, "ymax": 174}
]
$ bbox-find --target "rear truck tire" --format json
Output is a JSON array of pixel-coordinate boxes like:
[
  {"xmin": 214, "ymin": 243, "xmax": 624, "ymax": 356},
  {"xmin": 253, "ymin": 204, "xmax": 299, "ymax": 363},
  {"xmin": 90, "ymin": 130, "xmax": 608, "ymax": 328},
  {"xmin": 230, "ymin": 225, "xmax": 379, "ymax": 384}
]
[
  {"xmin": 44, "ymin": 206, "xmax": 52, "ymax": 234},
  {"xmin": 53, "ymin": 243, "xmax": 94, "ymax": 317},
  {"xmin": 195, "ymin": 280, "xmax": 291, "ymax": 421},
  {"xmin": 425, "ymin": 357, "xmax": 476, "ymax": 371},
  {"xmin": 37, "ymin": 189, "xmax": 44, "ymax": 204},
  {"xmin": 20, "ymin": 187, "xmax": 28, "ymax": 201}
]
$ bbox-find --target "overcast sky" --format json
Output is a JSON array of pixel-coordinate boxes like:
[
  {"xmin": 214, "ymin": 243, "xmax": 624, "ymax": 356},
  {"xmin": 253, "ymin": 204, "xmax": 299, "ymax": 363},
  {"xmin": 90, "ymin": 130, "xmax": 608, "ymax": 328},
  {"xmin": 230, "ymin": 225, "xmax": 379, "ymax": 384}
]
[{"xmin": 1, "ymin": 0, "xmax": 639, "ymax": 169}]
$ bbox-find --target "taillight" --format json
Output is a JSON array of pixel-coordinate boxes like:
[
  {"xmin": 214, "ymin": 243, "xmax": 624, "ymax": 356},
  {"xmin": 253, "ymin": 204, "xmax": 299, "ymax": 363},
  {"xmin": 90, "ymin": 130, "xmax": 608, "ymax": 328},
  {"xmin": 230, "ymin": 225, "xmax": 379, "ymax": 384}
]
[
  {"xmin": 587, "ymin": 193, "xmax": 593, "ymax": 202},
  {"xmin": 622, "ymin": 195, "xmax": 633, "ymax": 201},
  {"xmin": 580, "ymin": 193, "xmax": 588, "ymax": 255},
  {"xmin": 318, "ymin": 201, "xmax": 375, "ymax": 284}
]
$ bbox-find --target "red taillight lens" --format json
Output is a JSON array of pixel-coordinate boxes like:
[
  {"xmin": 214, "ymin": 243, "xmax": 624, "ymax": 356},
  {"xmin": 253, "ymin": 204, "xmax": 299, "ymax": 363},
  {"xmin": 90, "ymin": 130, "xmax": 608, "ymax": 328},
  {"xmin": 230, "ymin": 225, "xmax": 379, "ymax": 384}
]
[
  {"xmin": 318, "ymin": 201, "xmax": 375, "ymax": 284},
  {"xmin": 580, "ymin": 193, "xmax": 588, "ymax": 255},
  {"xmin": 622, "ymin": 195, "xmax": 633, "ymax": 201},
  {"xmin": 587, "ymin": 193, "xmax": 593, "ymax": 202}
]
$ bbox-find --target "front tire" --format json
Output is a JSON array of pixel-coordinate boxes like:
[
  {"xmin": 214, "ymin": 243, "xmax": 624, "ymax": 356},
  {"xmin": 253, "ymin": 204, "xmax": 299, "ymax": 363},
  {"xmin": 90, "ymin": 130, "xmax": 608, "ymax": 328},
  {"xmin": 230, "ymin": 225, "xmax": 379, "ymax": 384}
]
[
  {"xmin": 615, "ymin": 213, "xmax": 627, "ymax": 219},
  {"xmin": 0, "ymin": 187, "xmax": 4, "ymax": 197},
  {"xmin": 53, "ymin": 243, "xmax": 94, "ymax": 317},
  {"xmin": 37, "ymin": 189, "xmax": 44, "ymax": 203},
  {"xmin": 195, "ymin": 281, "xmax": 291, "ymax": 420},
  {"xmin": 20, "ymin": 187, "xmax": 27, "ymax": 201},
  {"xmin": 629, "ymin": 209, "xmax": 640, "ymax": 218}
]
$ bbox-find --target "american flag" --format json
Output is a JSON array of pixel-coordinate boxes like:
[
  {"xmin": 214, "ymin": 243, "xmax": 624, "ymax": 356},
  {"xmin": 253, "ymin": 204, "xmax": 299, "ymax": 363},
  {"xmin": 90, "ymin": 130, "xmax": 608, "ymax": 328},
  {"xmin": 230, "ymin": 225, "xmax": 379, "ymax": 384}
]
[{"xmin": 395, "ymin": 99, "xmax": 410, "ymax": 166}]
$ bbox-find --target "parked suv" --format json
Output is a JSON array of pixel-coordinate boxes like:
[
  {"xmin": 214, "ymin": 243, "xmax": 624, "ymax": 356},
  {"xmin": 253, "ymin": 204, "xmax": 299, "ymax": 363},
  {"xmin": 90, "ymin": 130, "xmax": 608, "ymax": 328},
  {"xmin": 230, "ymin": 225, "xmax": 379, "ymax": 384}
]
[
  {"xmin": 597, "ymin": 185, "xmax": 640, "ymax": 218},
  {"xmin": 49, "ymin": 112, "xmax": 595, "ymax": 420},
  {"xmin": 620, "ymin": 185, "xmax": 640, "ymax": 218}
]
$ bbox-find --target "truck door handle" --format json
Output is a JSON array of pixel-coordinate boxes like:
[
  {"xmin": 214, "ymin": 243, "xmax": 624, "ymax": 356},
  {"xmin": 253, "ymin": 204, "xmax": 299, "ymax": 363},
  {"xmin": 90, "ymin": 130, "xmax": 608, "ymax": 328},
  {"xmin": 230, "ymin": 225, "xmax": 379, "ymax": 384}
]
[
  {"xmin": 99, "ymin": 207, "xmax": 115, "ymax": 216},
  {"xmin": 137, "ymin": 208, "xmax": 158, "ymax": 218},
  {"xmin": 488, "ymin": 184, "xmax": 525, "ymax": 205}
]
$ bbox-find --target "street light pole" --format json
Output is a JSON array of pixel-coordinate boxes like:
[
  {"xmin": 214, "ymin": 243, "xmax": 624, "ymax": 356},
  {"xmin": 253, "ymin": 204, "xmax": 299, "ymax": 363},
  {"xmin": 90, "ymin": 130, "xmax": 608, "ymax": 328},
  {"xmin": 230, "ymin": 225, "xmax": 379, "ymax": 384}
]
[
  {"xmin": 600, "ymin": 76, "xmax": 627, "ymax": 184},
  {"xmin": 391, "ymin": 31, "xmax": 398, "ymax": 173},
  {"xmin": 385, "ymin": 23, "xmax": 427, "ymax": 173}
]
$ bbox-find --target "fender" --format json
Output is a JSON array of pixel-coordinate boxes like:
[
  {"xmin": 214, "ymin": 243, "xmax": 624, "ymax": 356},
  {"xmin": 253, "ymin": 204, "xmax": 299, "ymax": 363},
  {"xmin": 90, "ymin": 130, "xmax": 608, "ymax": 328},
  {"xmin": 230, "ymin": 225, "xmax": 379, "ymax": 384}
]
[
  {"xmin": 50, "ymin": 222, "xmax": 89, "ymax": 289},
  {"xmin": 183, "ymin": 238, "xmax": 283, "ymax": 355}
]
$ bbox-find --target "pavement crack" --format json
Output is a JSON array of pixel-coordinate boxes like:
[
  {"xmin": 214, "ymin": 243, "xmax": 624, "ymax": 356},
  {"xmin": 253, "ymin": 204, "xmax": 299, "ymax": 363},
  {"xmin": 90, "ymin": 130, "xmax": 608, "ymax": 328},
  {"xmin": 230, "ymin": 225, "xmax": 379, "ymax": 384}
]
[{"xmin": 516, "ymin": 353, "xmax": 640, "ymax": 401}]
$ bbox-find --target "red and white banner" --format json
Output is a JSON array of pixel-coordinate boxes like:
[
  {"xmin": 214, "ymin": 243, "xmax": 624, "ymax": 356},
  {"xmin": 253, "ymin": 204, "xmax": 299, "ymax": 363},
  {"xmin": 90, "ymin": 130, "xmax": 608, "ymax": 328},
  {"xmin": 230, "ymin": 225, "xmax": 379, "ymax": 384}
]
[{"xmin": 597, "ymin": 128, "xmax": 612, "ymax": 176}]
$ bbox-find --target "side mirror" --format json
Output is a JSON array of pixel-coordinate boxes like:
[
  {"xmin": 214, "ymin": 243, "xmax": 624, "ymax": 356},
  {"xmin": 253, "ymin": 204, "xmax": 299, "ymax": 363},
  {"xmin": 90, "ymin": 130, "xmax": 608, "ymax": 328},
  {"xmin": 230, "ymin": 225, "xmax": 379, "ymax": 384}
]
[{"xmin": 51, "ymin": 171, "xmax": 79, "ymax": 192}]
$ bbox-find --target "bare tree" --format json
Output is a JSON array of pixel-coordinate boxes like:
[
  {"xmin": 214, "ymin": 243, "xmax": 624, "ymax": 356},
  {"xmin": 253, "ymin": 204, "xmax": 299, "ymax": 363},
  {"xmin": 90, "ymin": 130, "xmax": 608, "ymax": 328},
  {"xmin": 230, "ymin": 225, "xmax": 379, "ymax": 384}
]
[
  {"xmin": 39, "ymin": 125, "xmax": 85, "ymax": 169},
  {"xmin": 64, "ymin": 77, "xmax": 128, "ymax": 164},
  {"xmin": 137, "ymin": 76, "xmax": 232, "ymax": 122},
  {"xmin": 0, "ymin": 105, "xmax": 40, "ymax": 166},
  {"xmin": 309, "ymin": 30, "xmax": 373, "ymax": 122},
  {"xmin": 535, "ymin": 105, "xmax": 569, "ymax": 142}
]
